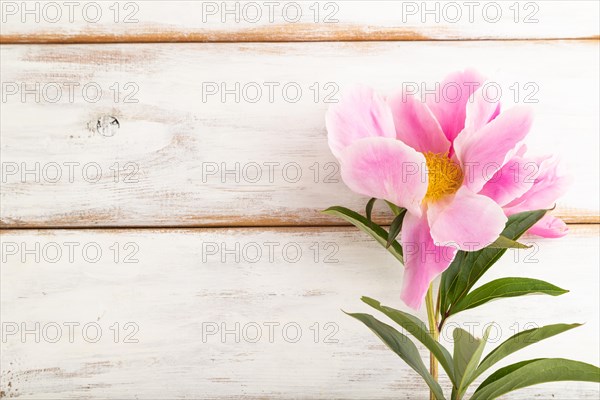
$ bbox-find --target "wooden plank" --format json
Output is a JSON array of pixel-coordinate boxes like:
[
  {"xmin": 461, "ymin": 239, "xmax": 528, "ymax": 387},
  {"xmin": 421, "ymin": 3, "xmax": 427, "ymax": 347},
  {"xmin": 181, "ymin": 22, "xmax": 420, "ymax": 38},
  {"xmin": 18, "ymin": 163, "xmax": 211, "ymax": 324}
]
[
  {"xmin": 1, "ymin": 225, "xmax": 598, "ymax": 398},
  {"xmin": 0, "ymin": 1, "xmax": 598, "ymax": 43},
  {"xmin": 1, "ymin": 41, "xmax": 598, "ymax": 227}
]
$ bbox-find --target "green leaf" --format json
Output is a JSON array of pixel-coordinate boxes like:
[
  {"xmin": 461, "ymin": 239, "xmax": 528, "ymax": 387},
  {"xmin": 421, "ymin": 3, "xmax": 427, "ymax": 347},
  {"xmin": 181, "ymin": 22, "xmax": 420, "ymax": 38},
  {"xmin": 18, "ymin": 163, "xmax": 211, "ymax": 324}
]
[
  {"xmin": 452, "ymin": 327, "xmax": 491, "ymax": 398},
  {"xmin": 440, "ymin": 209, "xmax": 548, "ymax": 317},
  {"xmin": 346, "ymin": 312, "xmax": 446, "ymax": 400},
  {"xmin": 471, "ymin": 358, "xmax": 600, "ymax": 400},
  {"xmin": 487, "ymin": 235, "xmax": 531, "ymax": 249},
  {"xmin": 365, "ymin": 198, "xmax": 377, "ymax": 221},
  {"xmin": 450, "ymin": 278, "xmax": 568, "ymax": 315},
  {"xmin": 323, "ymin": 206, "xmax": 403, "ymax": 263},
  {"xmin": 475, "ymin": 323, "xmax": 582, "ymax": 379},
  {"xmin": 386, "ymin": 209, "xmax": 407, "ymax": 248},
  {"xmin": 475, "ymin": 359, "xmax": 541, "ymax": 391},
  {"xmin": 361, "ymin": 296, "xmax": 456, "ymax": 385},
  {"xmin": 385, "ymin": 201, "xmax": 405, "ymax": 217}
]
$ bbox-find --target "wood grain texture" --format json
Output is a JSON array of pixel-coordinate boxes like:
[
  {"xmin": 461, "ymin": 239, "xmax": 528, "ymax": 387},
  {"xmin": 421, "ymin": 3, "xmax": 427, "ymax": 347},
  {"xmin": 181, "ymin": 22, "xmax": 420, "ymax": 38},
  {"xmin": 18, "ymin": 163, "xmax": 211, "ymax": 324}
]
[
  {"xmin": 1, "ymin": 1, "xmax": 598, "ymax": 43},
  {"xmin": 1, "ymin": 2, "xmax": 599, "ymax": 399},
  {"xmin": 1, "ymin": 225, "xmax": 598, "ymax": 399},
  {"xmin": 1, "ymin": 41, "xmax": 598, "ymax": 227}
]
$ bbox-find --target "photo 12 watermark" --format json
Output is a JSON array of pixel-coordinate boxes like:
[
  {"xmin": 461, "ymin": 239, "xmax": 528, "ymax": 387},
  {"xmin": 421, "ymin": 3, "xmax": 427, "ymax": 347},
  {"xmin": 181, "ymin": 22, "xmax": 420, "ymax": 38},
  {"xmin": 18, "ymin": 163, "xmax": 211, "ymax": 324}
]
[
  {"xmin": 1, "ymin": 321, "xmax": 140, "ymax": 344},
  {"xmin": 399, "ymin": 1, "xmax": 540, "ymax": 24},
  {"xmin": 199, "ymin": 1, "xmax": 340, "ymax": 24},
  {"xmin": 198, "ymin": 161, "xmax": 339, "ymax": 185},
  {"xmin": 1, "ymin": 1, "xmax": 141, "ymax": 24},
  {"xmin": 1, "ymin": 81, "xmax": 140, "ymax": 104},
  {"xmin": 201, "ymin": 81, "xmax": 339, "ymax": 104},
  {"xmin": 201, "ymin": 321, "xmax": 340, "ymax": 344},
  {"xmin": 1, "ymin": 161, "xmax": 141, "ymax": 184},
  {"xmin": 400, "ymin": 80, "xmax": 540, "ymax": 104},
  {"xmin": 1, "ymin": 241, "xmax": 140, "ymax": 264},
  {"xmin": 201, "ymin": 241, "xmax": 340, "ymax": 264}
]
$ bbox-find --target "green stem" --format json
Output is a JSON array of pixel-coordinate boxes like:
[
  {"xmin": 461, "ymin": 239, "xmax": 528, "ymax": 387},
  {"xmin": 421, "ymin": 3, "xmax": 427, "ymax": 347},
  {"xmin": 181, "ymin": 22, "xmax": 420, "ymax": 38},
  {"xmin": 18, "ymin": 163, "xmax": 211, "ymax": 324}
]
[{"xmin": 425, "ymin": 283, "xmax": 440, "ymax": 400}]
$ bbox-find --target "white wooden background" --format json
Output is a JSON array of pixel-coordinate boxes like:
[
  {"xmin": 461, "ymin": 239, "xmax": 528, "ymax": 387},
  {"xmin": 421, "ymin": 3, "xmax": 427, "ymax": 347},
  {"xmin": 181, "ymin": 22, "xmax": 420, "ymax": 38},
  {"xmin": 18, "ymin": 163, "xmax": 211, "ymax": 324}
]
[{"xmin": 1, "ymin": 1, "xmax": 599, "ymax": 399}]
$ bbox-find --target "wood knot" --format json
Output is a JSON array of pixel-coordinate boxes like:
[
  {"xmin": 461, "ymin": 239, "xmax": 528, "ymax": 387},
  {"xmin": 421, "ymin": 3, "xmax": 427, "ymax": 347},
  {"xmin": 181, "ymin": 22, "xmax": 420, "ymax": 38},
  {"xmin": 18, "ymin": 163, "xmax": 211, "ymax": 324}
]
[{"xmin": 95, "ymin": 115, "xmax": 120, "ymax": 137}]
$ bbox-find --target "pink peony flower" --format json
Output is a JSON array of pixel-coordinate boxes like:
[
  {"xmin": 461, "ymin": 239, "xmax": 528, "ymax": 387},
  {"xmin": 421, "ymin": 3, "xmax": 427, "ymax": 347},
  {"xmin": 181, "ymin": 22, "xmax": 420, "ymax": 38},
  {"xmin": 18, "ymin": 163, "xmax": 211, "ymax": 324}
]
[{"xmin": 326, "ymin": 70, "xmax": 570, "ymax": 309}]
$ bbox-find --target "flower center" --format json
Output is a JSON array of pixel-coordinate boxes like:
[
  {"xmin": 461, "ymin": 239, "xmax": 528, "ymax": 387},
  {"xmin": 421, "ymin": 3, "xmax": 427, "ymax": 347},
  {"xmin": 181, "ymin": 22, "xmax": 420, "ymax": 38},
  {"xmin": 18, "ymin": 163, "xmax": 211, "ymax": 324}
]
[{"xmin": 423, "ymin": 152, "xmax": 463, "ymax": 202}]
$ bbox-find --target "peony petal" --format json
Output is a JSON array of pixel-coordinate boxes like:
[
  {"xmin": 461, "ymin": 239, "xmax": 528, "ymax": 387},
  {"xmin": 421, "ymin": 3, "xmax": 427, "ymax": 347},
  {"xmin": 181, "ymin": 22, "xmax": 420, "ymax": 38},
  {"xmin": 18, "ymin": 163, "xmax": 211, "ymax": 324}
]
[
  {"xmin": 454, "ymin": 106, "xmax": 534, "ymax": 193},
  {"xmin": 326, "ymin": 85, "xmax": 396, "ymax": 158},
  {"xmin": 428, "ymin": 187, "xmax": 508, "ymax": 251},
  {"xmin": 504, "ymin": 156, "xmax": 572, "ymax": 214},
  {"xmin": 339, "ymin": 137, "xmax": 428, "ymax": 216},
  {"xmin": 515, "ymin": 144, "xmax": 528, "ymax": 158},
  {"xmin": 425, "ymin": 69, "xmax": 486, "ymax": 143},
  {"xmin": 387, "ymin": 92, "xmax": 451, "ymax": 154},
  {"xmin": 464, "ymin": 83, "xmax": 501, "ymax": 132},
  {"xmin": 400, "ymin": 211, "xmax": 457, "ymax": 309},
  {"xmin": 527, "ymin": 214, "xmax": 569, "ymax": 238},
  {"xmin": 479, "ymin": 155, "xmax": 538, "ymax": 206}
]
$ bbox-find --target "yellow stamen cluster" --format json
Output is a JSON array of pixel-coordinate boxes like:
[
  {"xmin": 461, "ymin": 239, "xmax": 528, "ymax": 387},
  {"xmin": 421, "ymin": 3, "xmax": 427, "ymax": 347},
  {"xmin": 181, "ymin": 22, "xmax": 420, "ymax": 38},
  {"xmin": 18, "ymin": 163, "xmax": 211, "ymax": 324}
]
[{"xmin": 424, "ymin": 152, "xmax": 463, "ymax": 202}]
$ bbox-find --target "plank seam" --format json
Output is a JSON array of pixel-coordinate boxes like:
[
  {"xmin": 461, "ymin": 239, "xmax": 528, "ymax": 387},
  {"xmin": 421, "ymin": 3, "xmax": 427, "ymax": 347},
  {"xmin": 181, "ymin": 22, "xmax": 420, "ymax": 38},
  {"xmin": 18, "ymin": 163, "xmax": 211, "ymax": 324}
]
[
  {"xmin": 1, "ymin": 222, "xmax": 598, "ymax": 231},
  {"xmin": 1, "ymin": 37, "xmax": 599, "ymax": 45}
]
